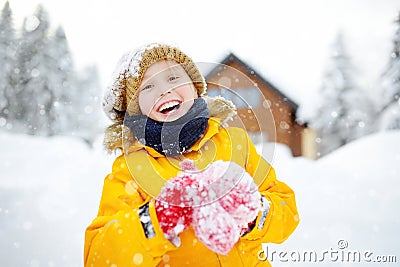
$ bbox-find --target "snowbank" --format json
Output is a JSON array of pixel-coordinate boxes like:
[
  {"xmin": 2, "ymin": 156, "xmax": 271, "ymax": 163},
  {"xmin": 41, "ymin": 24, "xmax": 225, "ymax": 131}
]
[
  {"xmin": 0, "ymin": 130, "xmax": 399, "ymax": 266},
  {"xmin": 269, "ymin": 130, "xmax": 400, "ymax": 266},
  {"xmin": 0, "ymin": 131, "xmax": 114, "ymax": 266}
]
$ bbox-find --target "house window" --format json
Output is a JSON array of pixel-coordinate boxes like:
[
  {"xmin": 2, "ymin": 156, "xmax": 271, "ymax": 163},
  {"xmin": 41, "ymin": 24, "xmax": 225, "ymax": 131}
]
[{"xmin": 207, "ymin": 88, "xmax": 261, "ymax": 109}]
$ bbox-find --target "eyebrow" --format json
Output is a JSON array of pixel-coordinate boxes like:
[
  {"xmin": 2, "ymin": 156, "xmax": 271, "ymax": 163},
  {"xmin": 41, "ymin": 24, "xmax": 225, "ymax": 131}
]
[
  {"xmin": 142, "ymin": 64, "xmax": 182, "ymax": 81},
  {"xmin": 168, "ymin": 65, "xmax": 185, "ymax": 77},
  {"xmin": 168, "ymin": 64, "xmax": 181, "ymax": 71}
]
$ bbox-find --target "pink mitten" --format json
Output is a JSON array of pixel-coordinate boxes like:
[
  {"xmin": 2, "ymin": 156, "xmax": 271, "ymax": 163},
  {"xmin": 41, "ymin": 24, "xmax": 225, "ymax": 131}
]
[
  {"xmin": 201, "ymin": 161, "xmax": 261, "ymax": 234},
  {"xmin": 192, "ymin": 202, "xmax": 240, "ymax": 255},
  {"xmin": 155, "ymin": 170, "xmax": 195, "ymax": 244}
]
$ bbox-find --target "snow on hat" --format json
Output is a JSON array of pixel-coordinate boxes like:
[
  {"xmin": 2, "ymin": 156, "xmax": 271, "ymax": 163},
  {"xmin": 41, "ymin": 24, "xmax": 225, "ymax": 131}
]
[{"xmin": 102, "ymin": 43, "xmax": 207, "ymax": 122}]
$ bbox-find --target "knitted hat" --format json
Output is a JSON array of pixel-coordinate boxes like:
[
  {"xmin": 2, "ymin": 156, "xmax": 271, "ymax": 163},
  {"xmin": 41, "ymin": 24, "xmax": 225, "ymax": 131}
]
[
  {"xmin": 102, "ymin": 43, "xmax": 207, "ymax": 122},
  {"xmin": 102, "ymin": 43, "xmax": 237, "ymax": 154}
]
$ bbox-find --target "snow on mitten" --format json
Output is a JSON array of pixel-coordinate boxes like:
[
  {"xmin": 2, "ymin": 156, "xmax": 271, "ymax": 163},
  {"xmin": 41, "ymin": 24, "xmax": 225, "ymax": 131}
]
[
  {"xmin": 177, "ymin": 159, "xmax": 215, "ymax": 207},
  {"xmin": 155, "ymin": 171, "xmax": 195, "ymax": 246},
  {"xmin": 155, "ymin": 159, "xmax": 203, "ymax": 245},
  {"xmin": 192, "ymin": 202, "xmax": 240, "ymax": 255},
  {"xmin": 180, "ymin": 159, "xmax": 197, "ymax": 172},
  {"xmin": 218, "ymin": 171, "xmax": 261, "ymax": 234},
  {"xmin": 201, "ymin": 161, "xmax": 261, "ymax": 233}
]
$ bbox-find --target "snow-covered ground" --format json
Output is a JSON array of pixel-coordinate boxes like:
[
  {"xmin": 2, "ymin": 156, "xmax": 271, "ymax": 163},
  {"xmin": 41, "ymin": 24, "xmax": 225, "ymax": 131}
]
[
  {"xmin": 266, "ymin": 131, "xmax": 400, "ymax": 266},
  {"xmin": 0, "ymin": 132, "xmax": 114, "ymax": 266},
  {"xmin": 0, "ymin": 130, "xmax": 399, "ymax": 266}
]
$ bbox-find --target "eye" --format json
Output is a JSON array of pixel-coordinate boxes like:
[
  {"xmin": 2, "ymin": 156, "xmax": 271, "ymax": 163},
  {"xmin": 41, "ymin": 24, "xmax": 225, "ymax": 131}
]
[
  {"xmin": 169, "ymin": 76, "xmax": 180, "ymax": 82},
  {"xmin": 142, "ymin": 84, "xmax": 153, "ymax": 91}
]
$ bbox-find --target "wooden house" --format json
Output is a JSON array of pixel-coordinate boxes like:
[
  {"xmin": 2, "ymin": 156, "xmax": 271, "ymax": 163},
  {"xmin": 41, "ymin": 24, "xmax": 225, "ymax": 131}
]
[{"xmin": 205, "ymin": 53, "xmax": 314, "ymax": 158}]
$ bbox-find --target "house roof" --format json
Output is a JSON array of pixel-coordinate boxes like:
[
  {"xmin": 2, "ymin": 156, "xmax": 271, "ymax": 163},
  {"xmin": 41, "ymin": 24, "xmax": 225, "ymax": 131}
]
[{"xmin": 205, "ymin": 52, "xmax": 299, "ymax": 113}]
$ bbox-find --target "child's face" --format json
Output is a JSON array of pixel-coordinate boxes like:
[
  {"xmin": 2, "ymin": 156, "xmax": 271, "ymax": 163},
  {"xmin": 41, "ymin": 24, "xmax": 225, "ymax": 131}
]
[{"xmin": 137, "ymin": 60, "xmax": 198, "ymax": 122}]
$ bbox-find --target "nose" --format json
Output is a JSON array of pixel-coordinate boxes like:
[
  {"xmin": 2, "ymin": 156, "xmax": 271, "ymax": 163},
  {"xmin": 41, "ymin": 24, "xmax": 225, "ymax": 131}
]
[{"xmin": 160, "ymin": 88, "xmax": 172, "ymax": 96}]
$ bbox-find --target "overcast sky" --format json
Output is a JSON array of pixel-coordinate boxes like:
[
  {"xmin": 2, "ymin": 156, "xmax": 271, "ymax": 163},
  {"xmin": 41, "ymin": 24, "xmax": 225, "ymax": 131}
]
[{"xmin": 4, "ymin": 0, "xmax": 400, "ymax": 119}]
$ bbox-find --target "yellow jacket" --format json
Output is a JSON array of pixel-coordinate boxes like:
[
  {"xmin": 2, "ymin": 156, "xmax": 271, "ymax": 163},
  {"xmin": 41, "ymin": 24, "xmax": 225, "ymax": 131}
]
[{"xmin": 84, "ymin": 118, "xmax": 299, "ymax": 267}]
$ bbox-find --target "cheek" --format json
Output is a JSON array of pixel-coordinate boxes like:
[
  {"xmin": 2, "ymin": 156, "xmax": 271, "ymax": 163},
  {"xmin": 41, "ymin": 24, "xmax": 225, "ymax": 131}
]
[
  {"xmin": 175, "ymin": 85, "xmax": 198, "ymax": 100},
  {"xmin": 138, "ymin": 93, "xmax": 152, "ymax": 114}
]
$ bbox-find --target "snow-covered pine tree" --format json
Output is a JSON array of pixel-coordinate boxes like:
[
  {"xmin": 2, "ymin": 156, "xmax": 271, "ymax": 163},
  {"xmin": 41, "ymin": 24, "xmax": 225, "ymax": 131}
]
[
  {"xmin": 46, "ymin": 26, "xmax": 102, "ymax": 144},
  {"xmin": 379, "ymin": 11, "xmax": 400, "ymax": 130},
  {"xmin": 0, "ymin": 1, "xmax": 16, "ymax": 130},
  {"xmin": 13, "ymin": 5, "xmax": 56, "ymax": 136},
  {"xmin": 311, "ymin": 32, "xmax": 374, "ymax": 158},
  {"xmin": 47, "ymin": 25, "xmax": 76, "ymax": 135},
  {"xmin": 74, "ymin": 65, "xmax": 102, "ymax": 145},
  {"xmin": 0, "ymin": 3, "xmax": 102, "ymax": 144}
]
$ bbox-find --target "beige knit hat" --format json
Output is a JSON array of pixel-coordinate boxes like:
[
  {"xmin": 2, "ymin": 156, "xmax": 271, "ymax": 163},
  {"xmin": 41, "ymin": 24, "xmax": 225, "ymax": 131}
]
[{"xmin": 102, "ymin": 43, "xmax": 237, "ymax": 154}]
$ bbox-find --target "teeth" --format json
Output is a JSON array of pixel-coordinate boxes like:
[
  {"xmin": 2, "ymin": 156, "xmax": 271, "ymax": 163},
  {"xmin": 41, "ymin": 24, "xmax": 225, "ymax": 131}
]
[{"xmin": 158, "ymin": 101, "xmax": 180, "ymax": 113}]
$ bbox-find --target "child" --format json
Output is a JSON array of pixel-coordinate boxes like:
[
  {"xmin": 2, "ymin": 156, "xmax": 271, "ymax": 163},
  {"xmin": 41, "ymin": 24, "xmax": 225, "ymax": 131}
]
[{"xmin": 84, "ymin": 43, "xmax": 299, "ymax": 267}]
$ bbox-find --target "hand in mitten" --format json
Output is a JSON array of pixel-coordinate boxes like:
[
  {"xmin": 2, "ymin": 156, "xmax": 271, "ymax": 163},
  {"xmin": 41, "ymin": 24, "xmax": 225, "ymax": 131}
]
[
  {"xmin": 189, "ymin": 160, "xmax": 262, "ymax": 255},
  {"xmin": 155, "ymin": 170, "xmax": 195, "ymax": 246},
  {"xmin": 201, "ymin": 161, "xmax": 261, "ymax": 235},
  {"xmin": 192, "ymin": 202, "xmax": 240, "ymax": 255}
]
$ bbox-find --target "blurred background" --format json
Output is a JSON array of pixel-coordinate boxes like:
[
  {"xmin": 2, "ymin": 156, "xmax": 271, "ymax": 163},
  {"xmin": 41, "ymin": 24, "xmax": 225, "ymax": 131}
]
[{"xmin": 0, "ymin": 0, "xmax": 399, "ymax": 266}]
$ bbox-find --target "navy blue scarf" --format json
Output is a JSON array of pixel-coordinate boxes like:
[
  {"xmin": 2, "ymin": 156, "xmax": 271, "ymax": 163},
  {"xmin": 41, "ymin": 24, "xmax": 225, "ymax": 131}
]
[{"xmin": 124, "ymin": 98, "xmax": 209, "ymax": 157}]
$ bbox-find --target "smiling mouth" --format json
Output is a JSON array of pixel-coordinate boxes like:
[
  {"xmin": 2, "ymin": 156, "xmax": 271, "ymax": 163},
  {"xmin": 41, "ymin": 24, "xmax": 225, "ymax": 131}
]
[{"xmin": 157, "ymin": 100, "xmax": 181, "ymax": 114}]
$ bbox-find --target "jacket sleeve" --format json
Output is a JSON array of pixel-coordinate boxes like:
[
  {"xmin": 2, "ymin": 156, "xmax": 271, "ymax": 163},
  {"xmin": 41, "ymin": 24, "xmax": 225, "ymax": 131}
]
[
  {"xmin": 84, "ymin": 155, "xmax": 177, "ymax": 267},
  {"xmin": 241, "ymin": 131, "xmax": 300, "ymax": 244}
]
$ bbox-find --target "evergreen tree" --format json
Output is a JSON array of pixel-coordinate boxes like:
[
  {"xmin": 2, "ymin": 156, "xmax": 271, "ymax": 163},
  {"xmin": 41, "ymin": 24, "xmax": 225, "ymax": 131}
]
[
  {"xmin": 47, "ymin": 25, "xmax": 76, "ymax": 135},
  {"xmin": 13, "ymin": 5, "xmax": 55, "ymax": 135},
  {"xmin": 311, "ymin": 32, "xmax": 374, "ymax": 157},
  {"xmin": 379, "ymin": 12, "xmax": 400, "ymax": 130},
  {"xmin": 0, "ymin": 1, "xmax": 16, "ymax": 129},
  {"xmin": 0, "ymin": 3, "xmax": 102, "ymax": 144},
  {"xmin": 74, "ymin": 65, "xmax": 102, "ymax": 145},
  {"xmin": 47, "ymin": 27, "xmax": 102, "ymax": 143}
]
